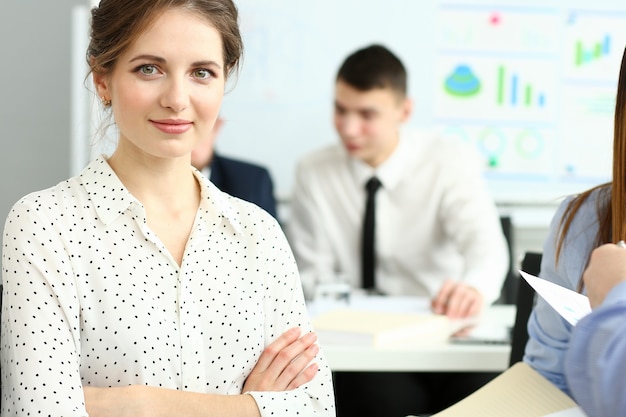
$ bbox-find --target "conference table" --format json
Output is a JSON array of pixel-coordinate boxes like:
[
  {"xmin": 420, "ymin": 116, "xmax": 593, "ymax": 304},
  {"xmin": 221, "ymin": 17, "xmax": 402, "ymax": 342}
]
[{"xmin": 308, "ymin": 295, "xmax": 515, "ymax": 373}]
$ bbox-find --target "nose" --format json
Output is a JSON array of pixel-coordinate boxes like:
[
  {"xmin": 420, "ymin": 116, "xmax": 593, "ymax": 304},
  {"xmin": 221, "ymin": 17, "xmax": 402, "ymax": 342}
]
[
  {"xmin": 336, "ymin": 113, "xmax": 361, "ymax": 138},
  {"xmin": 160, "ymin": 76, "xmax": 189, "ymax": 113}
]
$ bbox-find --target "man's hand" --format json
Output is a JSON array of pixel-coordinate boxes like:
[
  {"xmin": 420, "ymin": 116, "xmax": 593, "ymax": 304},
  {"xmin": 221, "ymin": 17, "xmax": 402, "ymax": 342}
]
[
  {"xmin": 431, "ymin": 280, "xmax": 484, "ymax": 318},
  {"xmin": 243, "ymin": 327, "xmax": 319, "ymax": 392},
  {"xmin": 583, "ymin": 243, "xmax": 626, "ymax": 308}
]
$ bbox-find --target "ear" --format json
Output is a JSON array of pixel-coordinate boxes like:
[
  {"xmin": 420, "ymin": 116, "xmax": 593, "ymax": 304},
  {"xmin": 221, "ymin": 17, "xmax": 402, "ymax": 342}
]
[
  {"xmin": 92, "ymin": 71, "xmax": 110, "ymax": 102},
  {"xmin": 213, "ymin": 117, "xmax": 225, "ymax": 134},
  {"xmin": 399, "ymin": 97, "xmax": 413, "ymax": 123}
]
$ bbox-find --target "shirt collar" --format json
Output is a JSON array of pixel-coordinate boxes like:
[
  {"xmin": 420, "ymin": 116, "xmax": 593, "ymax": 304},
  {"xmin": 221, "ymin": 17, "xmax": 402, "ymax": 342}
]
[
  {"xmin": 80, "ymin": 156, "xmax": 139, "ymax": 225},
  {"xmin": 193, "ymin": 168, "xmax": 244, "ymax": 236},
  {"xmin": 80, "ymin": 155, "xmax": 243, "ymax": 235},
  {"xmin": 349, "ymin": 128, "xmax": 409, "ymax": 190}
]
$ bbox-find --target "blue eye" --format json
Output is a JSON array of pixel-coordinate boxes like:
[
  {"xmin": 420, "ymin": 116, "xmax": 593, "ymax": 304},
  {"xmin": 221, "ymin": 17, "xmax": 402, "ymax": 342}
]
[{"xmin": 139, "ymin": 65, "xmax": 158, "ymax": 76}]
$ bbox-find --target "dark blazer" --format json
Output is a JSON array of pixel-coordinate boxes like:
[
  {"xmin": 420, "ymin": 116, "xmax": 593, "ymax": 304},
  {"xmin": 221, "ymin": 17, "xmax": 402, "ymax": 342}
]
[{"xmin": 209, "ymin": 153, "xmax": 278, "ymax": 219}]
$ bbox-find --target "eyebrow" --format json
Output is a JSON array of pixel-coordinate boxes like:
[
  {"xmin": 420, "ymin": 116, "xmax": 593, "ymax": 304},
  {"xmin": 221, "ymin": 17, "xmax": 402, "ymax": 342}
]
[
  {"xmin": 334, "ymin": 101, "xmax": 378, "ymax": 114},
  {"xmin": 128, "ymin": 54, "xmax": 223, "ymax": 70}
]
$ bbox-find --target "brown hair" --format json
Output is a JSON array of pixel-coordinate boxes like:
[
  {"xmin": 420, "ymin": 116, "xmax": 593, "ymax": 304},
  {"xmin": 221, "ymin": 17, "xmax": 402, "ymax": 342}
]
[
  {"xmin": 87, "ymin": 0, "xmax": 242, "ymax": 80},
  {"xmin": 336, "ymin": 44, "xmax": 407, "ymax": 99},
  {"xmin": 556, "ymin": 46, "xmax": 626, "ymax": 289}
]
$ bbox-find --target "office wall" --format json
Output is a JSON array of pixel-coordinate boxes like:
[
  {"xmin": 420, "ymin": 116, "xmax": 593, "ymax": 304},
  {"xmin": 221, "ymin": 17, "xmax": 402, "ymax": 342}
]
[
  {"xmin": 216, "ymin": 0, "xmax": 626, "ymax": 205},
  {"xmin": 0, "ymin": 0, "xmax": 88, "ymax": 248}
]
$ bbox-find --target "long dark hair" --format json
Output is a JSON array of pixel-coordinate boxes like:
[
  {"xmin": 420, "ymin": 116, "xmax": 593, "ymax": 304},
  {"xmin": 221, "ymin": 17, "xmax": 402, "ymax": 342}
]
[{"xmin": 556, "ymin": 46, "xmax": 626, "ymax": 289}]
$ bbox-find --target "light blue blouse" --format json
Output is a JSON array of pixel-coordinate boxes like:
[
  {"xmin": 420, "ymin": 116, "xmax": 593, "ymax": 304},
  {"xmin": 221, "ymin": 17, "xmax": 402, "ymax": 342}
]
[
  {"xmin": 523, "ymin": 187, "xmax": 608, "ymax": 395},
  {"xmin": 564, "ymin": 281, "xmax": 626, "ymax": 417}
]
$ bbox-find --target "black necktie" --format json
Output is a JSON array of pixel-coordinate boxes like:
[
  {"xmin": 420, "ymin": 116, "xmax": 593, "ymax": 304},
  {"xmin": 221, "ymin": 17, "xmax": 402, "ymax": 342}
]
[{"xmin": 362, "ymin": 177, "xmax": 382, "ymax": 290}]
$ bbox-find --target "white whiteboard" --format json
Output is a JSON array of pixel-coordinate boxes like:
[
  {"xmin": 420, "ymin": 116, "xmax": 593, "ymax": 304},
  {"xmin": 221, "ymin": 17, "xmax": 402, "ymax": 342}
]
[
  {"xmin": 215, "ymin": 0, "xmax": 626, "ymax": 204},
  {"xmin": 84, "ymin": 0, "xmax": 626, "ymax": 204}
]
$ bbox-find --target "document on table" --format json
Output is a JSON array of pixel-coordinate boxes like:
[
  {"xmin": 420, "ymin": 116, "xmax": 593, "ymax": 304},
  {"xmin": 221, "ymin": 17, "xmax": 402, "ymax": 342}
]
[
  {"xmin": 307, "ymin": 293, "xmax": 431, "ymax": 317},
  {"xmin": 424, "ymin": 362, "xmax": 587, "ymax": 417},
  {"xmin": 519, "ymin": 271, "xmax": 591, "ymax": 326},
  {"xmin": 307, "ymin": 294, "xmax": 483, "ymax": 346}
]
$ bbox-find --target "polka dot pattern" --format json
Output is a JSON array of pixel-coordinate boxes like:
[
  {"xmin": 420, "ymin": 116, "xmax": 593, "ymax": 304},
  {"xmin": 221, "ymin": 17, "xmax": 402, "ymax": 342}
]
[{"xmin": 1, "ymin": 156, "xmax": 335, "ymax": 416}]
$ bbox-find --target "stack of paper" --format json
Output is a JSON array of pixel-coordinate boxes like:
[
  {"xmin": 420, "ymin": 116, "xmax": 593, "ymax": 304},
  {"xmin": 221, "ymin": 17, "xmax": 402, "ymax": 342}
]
[{"xmin": 312, "ymin": 308, "xmax": 455, "ymax": 347}]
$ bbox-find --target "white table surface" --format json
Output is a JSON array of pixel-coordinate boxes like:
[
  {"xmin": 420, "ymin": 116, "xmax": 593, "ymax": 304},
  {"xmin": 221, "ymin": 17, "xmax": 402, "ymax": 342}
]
[{"xmin": 308, "ymin": 296, "xmax": 515, "ymax": 372}]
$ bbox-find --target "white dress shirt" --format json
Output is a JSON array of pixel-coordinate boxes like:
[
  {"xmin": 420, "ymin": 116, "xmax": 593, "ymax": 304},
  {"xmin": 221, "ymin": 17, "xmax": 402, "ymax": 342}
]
[
  {"xmin": 287, "ymin": 128, "xmax": 508, "ymax": 303},
  {"xmin": 1, "ymin": 156, "xmax": 335, "ymax": 417}
]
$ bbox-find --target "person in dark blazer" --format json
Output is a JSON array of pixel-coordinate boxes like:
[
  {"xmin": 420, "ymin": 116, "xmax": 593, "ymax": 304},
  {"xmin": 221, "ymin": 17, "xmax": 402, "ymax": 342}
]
[{"xmin": 191, "ymin": 117, "xmax": 278, "ymax": 219}]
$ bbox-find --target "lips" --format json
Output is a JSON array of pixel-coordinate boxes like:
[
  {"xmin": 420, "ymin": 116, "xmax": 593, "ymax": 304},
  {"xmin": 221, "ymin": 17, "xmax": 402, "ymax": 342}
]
[
  {"xmin": 150, "ymin": 119, "xmax": 193, "ymax": 134},
  {"xmin": 344, "ymin": 143, "xmax": 361, "ymax": 152}
]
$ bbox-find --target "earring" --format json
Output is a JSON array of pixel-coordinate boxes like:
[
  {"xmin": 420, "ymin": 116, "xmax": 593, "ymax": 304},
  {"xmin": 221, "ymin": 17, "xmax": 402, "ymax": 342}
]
[{"xmin": 102, "ymin": 97, "xmax": 112, "ymax": 107}]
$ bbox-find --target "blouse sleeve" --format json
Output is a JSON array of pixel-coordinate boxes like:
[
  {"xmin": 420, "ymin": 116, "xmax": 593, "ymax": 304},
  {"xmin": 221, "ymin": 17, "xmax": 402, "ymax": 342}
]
[
  {"xmin": 1, "ymin": 197, "xmax": 88, "ymax": 416},
  {"xmin": 523, "ymin": 194, "xmax": 598, "ymax": 395},
  {"xmin": 246, "ymin": 217, "xmax": 336, "ymax": 416},
  {"xmin": 565, "ymin": 282, "xmax": 626, "ymax": 417}
]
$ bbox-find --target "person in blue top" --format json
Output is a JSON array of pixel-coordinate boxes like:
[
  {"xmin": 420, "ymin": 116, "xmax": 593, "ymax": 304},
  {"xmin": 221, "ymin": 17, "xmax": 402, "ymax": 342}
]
[
  {"xmin": 524, "ymin": 45, "xmax": 626, "ymax": 407},
  {"xmin": 564, "ymin": 242, "xmax": 626, "ymax": 417},
  {"xmin": 191, "ymin": 117, "xmax": 278, "ymax": 219}
]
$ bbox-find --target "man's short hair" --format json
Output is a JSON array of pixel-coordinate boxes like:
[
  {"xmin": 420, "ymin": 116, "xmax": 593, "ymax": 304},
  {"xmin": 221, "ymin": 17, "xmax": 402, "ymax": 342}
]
[{"xmin": 336, "ymin": 44, "xmax": 407, "ymax": 98}]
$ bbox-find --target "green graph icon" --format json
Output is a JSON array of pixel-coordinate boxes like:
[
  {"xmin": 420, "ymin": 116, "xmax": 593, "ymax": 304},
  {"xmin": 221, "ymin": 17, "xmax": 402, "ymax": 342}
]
[{"xmin": 575, "ymin": 35, "xmax": 611, "ymax": 66}]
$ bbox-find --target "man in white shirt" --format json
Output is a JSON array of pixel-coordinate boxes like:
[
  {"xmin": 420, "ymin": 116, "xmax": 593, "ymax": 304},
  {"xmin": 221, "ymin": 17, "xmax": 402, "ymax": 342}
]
[{"xmin": 286, "ymin": 44, "xmax": 509, "ymax": 416}]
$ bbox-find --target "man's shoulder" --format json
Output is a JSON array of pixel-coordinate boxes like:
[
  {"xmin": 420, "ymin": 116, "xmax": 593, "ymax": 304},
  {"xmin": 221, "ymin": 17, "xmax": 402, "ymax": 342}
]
[
  {"xmin": 213, "ymin": 153, "xmax": 271, "ymax": 176},
  {"xmin": 401, "ymin": 128, "xmax": 478, "ymax": 170},
  {"xmin": 403, "ymin": 128, "xmax": 469, "ymax": 154},
  {"xmin": 297, "ymin": 143, "xmax": 345, "ymax": 171}
]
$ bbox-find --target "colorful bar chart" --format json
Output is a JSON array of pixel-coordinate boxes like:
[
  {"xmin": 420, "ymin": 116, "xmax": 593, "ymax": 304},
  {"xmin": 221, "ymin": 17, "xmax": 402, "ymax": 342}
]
[
  {"xmin": 496, "ymin": 65, "xmax": 546, "ymax": 107},
  {"xmin": 574, "ymin": 35, "xmax": 611, "ymax": 66}
]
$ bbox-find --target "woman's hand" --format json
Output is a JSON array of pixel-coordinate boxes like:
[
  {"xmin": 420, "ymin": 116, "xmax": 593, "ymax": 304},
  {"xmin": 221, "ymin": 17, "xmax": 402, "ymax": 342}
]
[
  {"xmin": 431, "ymin": 279, "xmax": 484, "ymax": 319},
  {"xmin": 243, "ymin": 327, "xmax": 320, "ymax": 392},
  {"xmin": 584, "ymin": 243, "xmax": 626, "ymax": 308}
]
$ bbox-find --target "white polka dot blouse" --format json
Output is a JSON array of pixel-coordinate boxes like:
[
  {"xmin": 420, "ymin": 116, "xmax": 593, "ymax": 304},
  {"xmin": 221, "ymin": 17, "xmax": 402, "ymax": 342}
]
[{"xmin": 1, "ymin": 156, "xmax": 335, "ymax": 416}]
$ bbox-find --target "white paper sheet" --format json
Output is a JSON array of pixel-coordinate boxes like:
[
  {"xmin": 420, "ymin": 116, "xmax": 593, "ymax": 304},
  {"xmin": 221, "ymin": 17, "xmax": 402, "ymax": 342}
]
[
  {"xmin": 519, "ymin": 270, "xmax": 591, "ymax": 326},
  {"xmin": 543, "ymin": 407, "xmax": 587, "ymax": 417}
]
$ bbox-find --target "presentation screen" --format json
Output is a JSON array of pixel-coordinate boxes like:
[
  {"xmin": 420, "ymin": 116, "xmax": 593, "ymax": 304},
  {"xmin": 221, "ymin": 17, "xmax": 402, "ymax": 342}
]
[{"xmin": 431, "ymin": 2, "xmax": 622, "ymax": 202}]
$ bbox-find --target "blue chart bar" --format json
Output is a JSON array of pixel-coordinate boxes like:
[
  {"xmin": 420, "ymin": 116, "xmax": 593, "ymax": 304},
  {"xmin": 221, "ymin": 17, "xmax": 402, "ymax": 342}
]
[
  {"xmin": 511, "ymin": 74, "xmax": 518, "ymax": 105},
  {"xmin": 603, "ymin": 34, "xmax": 610, "ymax": 54}
]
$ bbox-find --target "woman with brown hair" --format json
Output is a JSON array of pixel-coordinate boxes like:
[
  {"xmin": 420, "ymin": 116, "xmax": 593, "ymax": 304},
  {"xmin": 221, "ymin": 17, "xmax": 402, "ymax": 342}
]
[
  {"xmin": 523, "ymin": 46, "xmax": 626, "ymax": 399},
  {"xmin": 0, "ymin": 1, "xmax": 334, "ymax": 416}
]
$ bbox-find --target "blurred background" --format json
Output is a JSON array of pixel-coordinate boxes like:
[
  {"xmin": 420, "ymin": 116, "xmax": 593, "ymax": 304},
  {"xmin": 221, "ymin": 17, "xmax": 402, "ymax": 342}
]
[{"xmin": 2, "ymin": 0, "xmax": 626, "ymax": 265}]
